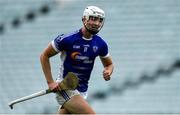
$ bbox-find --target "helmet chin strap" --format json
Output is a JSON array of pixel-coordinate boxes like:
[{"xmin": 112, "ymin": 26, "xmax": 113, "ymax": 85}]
[
  {"xmin": 84, "ymin": 22, "xmax": 99, "ymax": 35},
  {"xmin": 85, "ymin": 26, "xmax": 99, "ymax": 35}
]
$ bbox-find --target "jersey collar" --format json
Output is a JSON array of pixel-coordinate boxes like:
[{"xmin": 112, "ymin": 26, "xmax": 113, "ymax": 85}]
[{"xmin": 79, "ymin": 28, "xmax": 93, "ymax": 41}]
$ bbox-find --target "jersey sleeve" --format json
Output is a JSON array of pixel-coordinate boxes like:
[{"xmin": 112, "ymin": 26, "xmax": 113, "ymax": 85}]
[
  {"xmin": 51, "ymin": 34, "xmax": 69, "ymax": 52},
  {"xmin": 99, "ymin": 40, "xmax": 110, "ymax": 58}
]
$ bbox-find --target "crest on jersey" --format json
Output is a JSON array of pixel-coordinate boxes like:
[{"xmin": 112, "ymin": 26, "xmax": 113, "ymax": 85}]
[{"xmin": 93, "ymin": 46, "xmax": 98, "ymax": 53}]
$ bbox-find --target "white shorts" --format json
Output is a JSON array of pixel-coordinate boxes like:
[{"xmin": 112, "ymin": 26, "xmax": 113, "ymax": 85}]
[
  {"xmin": 56, "ymin": 90, "xmax": 87, "ymax": 104},
  {"xmin": 55, "ymin": 78, "xmax": 88, "ymax": 108}
]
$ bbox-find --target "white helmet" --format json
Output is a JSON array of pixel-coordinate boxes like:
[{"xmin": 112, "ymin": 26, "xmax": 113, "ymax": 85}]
[
  {"xmin": 83, "ymin": 6, "xmax": 105, "ymax": 20},
  {"xmin": 82, "ymin": 6, "xmax": 105, "ymax": 34}
]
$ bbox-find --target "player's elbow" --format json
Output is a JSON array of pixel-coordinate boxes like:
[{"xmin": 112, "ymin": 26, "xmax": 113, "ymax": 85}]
[
  {"xmin": 111, "ymin": 63, "xmax": 114, "ymax": 73},
  {"xmin": 40, "ymin": 52, "xmax": 49, "ymax": 63}
]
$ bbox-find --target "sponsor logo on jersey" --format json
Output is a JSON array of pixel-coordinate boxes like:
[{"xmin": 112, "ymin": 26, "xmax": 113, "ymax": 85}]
[
  {"xmin": 71, "ymin": 52, "xmax": 93, "ymax": 64},
  {"xmin": 56, "ymin": 34, "xmax": 64, "ymax": 42},
  {"xmin": 83, "ymin": 45, "xmax": 90, "ymax": 52},
  {"xmin": 73, "ymin": 45, "xmax": 80, "ymax": 49},
  {"xmin": 71, "ymin": 52, "xmax": 89, "ymax": 60}
]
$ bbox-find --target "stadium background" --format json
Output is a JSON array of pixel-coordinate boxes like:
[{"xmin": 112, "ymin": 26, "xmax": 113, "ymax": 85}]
[{"xmin": 0, "ymin": 0, "xmax": 180, "ymax": 114}]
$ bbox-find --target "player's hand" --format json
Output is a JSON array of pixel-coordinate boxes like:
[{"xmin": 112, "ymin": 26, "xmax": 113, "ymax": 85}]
[
  {"xmin": 48, "ymin": 82, "xmax": 60, "ymax": 92},
  {"xmin": 103, "ymin": 69, "xmax": 111, "ymax": 81}
]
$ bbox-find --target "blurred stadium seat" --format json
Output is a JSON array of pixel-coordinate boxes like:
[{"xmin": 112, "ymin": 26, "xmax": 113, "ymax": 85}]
[{"xmin": 0, "ymin": 0, "xmax": 180, "ymax": 114}]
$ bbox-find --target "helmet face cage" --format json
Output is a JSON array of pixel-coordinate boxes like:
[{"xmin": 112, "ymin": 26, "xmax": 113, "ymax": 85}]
[{"xmin": 83, "ymin": 6, "xmax": 105, "ymax": 34}]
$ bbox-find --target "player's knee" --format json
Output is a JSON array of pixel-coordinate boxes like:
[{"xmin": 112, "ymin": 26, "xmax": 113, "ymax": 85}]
[
  {"xmin": 76, "ymin": 104, "xmax": 96, "ymax": 114},
  {"xmin": 86, "ymin": 109, "xmax": 96, "ymax": 114},
  {"xmin": 58, "ymin": 108, "xmax": 70, "ymax": 114}
]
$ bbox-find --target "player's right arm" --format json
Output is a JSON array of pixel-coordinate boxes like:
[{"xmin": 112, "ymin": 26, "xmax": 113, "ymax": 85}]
[{"xmin": 40, "ymin": 43, "xmax": 60, "ymax": 91}]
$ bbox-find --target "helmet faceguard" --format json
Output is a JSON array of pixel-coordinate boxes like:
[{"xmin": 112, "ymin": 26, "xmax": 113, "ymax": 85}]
[{"xmin": 82, "ymin": 6, "xmax": 105, "ymax": 35}]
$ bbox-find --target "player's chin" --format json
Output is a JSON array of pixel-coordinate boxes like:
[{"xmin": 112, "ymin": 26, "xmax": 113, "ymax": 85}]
[
  {"xmin": 91, "ymin": 28, "xmax": 99, "ymax": 33},
  {"xmin": 105, "ymin": 79, "xmax": 110, "ymax": 81},
  {"xmin": 104, "ymin": 77, "xmax": 111, "ymax": 81}
]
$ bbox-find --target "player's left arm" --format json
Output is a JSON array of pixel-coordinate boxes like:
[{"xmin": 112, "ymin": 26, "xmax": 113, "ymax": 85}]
[{"xmin": 100, "ymin": 56, "xmax": 114, "ymax": 81}]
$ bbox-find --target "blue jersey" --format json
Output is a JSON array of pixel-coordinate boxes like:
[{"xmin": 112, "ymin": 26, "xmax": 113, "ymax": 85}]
[{"xmin": 51, "ymin": 29, "xmax": 109, "ymax": 92}]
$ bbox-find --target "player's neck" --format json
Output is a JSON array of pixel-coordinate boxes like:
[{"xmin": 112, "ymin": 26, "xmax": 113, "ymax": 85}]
[{"xmin": 81, "ymin": 27, "xmax": 93, "ymax": 39}]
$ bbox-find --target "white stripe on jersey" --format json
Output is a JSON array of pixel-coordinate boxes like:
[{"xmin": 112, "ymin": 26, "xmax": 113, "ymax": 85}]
[
  {"xmin": 51, "ymin": 40, "xmax": 60, "ymax": 52},
  {"xmin": 100, "ymin": 53, "xmax": 110, "ymax": 58}
]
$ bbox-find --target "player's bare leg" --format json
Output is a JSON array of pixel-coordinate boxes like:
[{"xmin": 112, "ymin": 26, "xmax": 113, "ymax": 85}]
[
  {"xmin": 58, "ymin": 108, "xmax": 70, "ymax": 114},
  {"xmin": 61, "ymin": 95, "xmax": 95, "ymax": 114}
]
